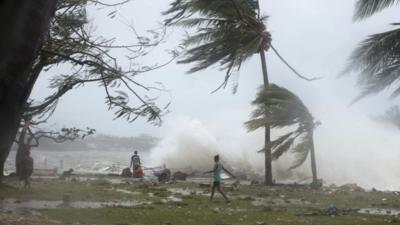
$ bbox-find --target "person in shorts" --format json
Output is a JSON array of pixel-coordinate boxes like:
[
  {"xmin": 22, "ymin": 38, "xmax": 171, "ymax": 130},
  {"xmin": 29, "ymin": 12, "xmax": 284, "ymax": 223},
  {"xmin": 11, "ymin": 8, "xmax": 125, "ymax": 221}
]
[{"xmin": 205, "ymin": 154, "xmax": 235, "ymax": 203}]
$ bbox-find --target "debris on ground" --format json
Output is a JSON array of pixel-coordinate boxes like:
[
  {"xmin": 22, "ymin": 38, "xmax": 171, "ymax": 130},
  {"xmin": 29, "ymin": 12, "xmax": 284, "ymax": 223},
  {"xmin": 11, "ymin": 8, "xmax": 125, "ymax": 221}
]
[
  {"xmin": 310, "ymin": 179, "xmax": 323, "ymax": 189},
  {"xmin": 337, "ymin": 183, "xmax": 365, "ymax": 192},
  {"xmin": 61, "ymin": 169, "xmax": 74, "ymax": 179},
  {"xmin": 322, "ymin": 205, "xmax": 338, "ymax": 216},
  {"xmin": 172, "ymin": 171, "xmax": 188, "ymax": 181},
  {"xmin": 120, "ymin": 168, "xmax": 132, "ymax": 178},
  {"xmin": 154, "ymin": 168, "xmax": 171, "ymax": 182}
]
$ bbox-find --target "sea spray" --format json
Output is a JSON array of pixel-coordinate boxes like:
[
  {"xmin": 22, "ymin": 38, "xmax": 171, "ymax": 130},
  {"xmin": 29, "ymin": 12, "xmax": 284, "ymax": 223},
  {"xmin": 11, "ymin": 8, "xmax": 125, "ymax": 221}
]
[
  {"xmin": 148, "ymin": 118, "xmax": 219, "ymax": 172},
  {"xmin": 147, "ymin": 117, "xmax": 309, "ymax": 181}
]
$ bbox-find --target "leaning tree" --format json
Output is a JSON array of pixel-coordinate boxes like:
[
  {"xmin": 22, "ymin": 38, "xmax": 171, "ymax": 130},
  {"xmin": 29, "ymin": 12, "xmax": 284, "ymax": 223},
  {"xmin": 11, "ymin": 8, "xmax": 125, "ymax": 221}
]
[
  {"xmin": 0, "ymin": 0, "xmax": 178, "ymax": 177},
  {"xmin": 163, "ymin": 0, "xmax": 316, "ymax": 185},
  {"xmin": 0, "ymin": 0, "xmax": 57, "ymax": 179},
  {"xmin": 245, "ymin": 84, "xmax": 320, "ymax": 184},
  {"xmin": 14, "ymin": 115, "xmax": 95, "ymax": 176}
]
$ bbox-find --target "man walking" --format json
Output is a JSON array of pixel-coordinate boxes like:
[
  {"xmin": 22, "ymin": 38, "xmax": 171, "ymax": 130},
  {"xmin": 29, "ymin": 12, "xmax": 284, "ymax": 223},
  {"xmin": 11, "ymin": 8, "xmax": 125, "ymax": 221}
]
[{"xmin": 205, "ymin": 155, "xmax": 235, "ymax": 203}]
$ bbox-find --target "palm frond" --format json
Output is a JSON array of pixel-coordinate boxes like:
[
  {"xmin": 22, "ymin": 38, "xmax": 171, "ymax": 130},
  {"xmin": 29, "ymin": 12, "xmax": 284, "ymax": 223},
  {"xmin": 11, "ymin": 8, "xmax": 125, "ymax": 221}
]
[
  {"xmin": 250, "ymin": 84, "xmax": 314, "ymax": 127},
  {"xmin": 354, "ymin": 0, "xmax": 400, "ymax": 20},
  {"xmin": 246, "ymin": 84, "xmax": 316, "ymax": 169},
  {"xmin": 345, "ymin": 27, "xmax": 400, "ymax": 101},
  {"xmin": 164, "ymin": 0, "xmax": 258, "ymax": 25},
  {"xmin": 257, "ymin": 132, "xmax": 295, "ymax": 152},
  {"xmin": 163, "ymin": 0, "xmax": 271, "ymax": 87},
  {"xmin": 289, "ymin": 134, "xmax": 312, "ymax": 169},
  {"xmin": 245, "ymin": 117, "xmax": 272, "ymax": 131},
  {"xmin": 272, "ymin": 137, "xmax": 295, "ymax": 160}
]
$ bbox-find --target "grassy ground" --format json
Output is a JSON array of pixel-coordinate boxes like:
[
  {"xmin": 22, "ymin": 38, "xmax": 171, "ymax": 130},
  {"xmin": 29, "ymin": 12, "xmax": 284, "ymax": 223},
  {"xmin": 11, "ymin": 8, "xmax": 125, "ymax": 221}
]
[{"xmin": 1, "ymin": 177, "xmax": 400, "ymax": 225}]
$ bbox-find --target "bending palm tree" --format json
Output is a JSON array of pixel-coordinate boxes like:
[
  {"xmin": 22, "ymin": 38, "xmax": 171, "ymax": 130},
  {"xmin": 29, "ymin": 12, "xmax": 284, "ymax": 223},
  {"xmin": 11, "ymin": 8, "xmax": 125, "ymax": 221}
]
[
  {"xmin": 163, "ymin": 0, "xmax": 316, "ymax": 185},
  {"xmin": 164, "ymin": 0, "xmax": 274, "ymax": 184},
  {"xmin": 346, "ymin": 0, "xmax": 400, "ymax": 101},
  {"xmin": 245, "ymin": 84, "xmax": 319, "ymax": 183}
]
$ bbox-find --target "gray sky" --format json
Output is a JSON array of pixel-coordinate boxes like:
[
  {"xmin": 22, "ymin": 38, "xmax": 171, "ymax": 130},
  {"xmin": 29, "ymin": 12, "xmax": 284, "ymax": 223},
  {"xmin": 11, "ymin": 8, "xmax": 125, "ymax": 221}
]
[{"xmin": 31, "ymin": 0, "xmax": 400, "ymax": 189}]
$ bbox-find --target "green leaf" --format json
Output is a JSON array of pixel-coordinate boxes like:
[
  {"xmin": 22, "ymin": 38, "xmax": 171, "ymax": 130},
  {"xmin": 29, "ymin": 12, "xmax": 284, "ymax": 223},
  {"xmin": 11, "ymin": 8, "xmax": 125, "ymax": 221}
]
[{"xmin": 354, "ymin": 0, "xmax": 399, "ymax": 20}]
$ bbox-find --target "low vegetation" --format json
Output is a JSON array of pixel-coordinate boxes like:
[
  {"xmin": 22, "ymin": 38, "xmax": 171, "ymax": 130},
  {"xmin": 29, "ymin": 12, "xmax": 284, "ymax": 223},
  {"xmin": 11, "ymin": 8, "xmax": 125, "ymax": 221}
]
[{"xmin": 1, "ymin": 178, "xmax": 400, "ymax": 225}]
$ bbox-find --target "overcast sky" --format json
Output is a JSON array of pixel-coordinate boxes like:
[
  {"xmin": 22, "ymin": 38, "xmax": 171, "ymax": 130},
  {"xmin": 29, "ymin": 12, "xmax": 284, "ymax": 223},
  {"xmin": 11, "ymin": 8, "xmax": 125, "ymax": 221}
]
[{"xmin": 31, "ymin": 0, "xmax": 400, "ymax": 189}]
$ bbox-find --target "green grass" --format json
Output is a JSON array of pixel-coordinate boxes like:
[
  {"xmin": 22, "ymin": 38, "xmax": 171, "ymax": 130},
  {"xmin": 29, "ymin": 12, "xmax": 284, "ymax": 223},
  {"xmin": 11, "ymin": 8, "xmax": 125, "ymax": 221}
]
[
  {"xmin": 0, "ymin": 178, "xmax": 151, "ymax": 201},
  {"xmin": 2, "ymin": 178, "xmax": 400, "ymax": 225},
  {"xmin": 42, "ymin": 202, "xmax": 398, "ymax": 225},
  {"xmin": 237, "ymin": 185, "xmax": 400, "ymax": 209}
]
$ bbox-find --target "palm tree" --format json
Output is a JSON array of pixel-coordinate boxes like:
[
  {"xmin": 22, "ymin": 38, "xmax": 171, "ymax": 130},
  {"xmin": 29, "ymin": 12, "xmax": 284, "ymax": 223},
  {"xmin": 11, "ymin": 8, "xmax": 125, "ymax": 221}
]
[
  {"xmin": 163, "ymin": 0, "xmax": 316, "ymax": 185},
  {"xmin": 164, "ymin": 0, "xmax": 274, "ymax": 184},
  {"xmin": 346, "ymin": 0, "xmax": 400, "ymax": 101},
  {"xmin": 245, "ymin": 84, "xmax": 319, "ymax": 183}
]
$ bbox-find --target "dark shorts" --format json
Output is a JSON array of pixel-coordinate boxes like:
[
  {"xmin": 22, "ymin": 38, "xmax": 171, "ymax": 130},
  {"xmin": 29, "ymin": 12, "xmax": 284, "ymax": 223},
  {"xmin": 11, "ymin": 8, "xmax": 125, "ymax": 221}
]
[{"xmin": 213, "ymin": 181, "xmax": 220, "ymax": 187}]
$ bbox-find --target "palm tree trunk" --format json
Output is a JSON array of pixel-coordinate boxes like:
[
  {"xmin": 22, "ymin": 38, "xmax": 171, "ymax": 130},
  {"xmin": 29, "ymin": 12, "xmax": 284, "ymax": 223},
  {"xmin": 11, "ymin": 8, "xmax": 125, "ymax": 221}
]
[
  {"xmin": 259, "ymin": 50, "xmax": 273, "ymax": 186},
  {"xmin": 309, "ymin": 131, "xmax": 318, "ymax": 183}
]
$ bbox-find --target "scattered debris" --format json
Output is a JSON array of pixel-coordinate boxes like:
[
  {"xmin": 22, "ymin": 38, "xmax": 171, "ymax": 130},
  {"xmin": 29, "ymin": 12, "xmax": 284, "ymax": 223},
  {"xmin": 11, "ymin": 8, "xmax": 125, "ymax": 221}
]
[
  {"xmin": 338, "ymin": 183, "xmax": 365, "ymax": 192},
  {"xmin": 322, "ymin": 205, "xmax": 338, "ymax": 216},
  {"xmin": 120, "ymin": 168, "xmax": 132, "ymax": 178},
  {"xmin": 61, "ymin": 169, "xmax": 74, "ymax": 179},
  {"xmin": 358, "ymin": 208, "xmax": 400, "ymax": 216},
  {"xmin": 252, "ymin": 197, "xmax": 310, "ymax": 206},
  {"xmin": 154, "ymin": 168, "xmax": 171, "ymax": 182},
  {"xmin": 172, "ymin": 171, "xmax": 188, "ymax": 181},
  {"xmin": 168, "ymin": 188, "xmax": 207, "ymax": 196},
  {"xmin": 310, "ymin": 179, "xmax": 323, "ymax": 189}
]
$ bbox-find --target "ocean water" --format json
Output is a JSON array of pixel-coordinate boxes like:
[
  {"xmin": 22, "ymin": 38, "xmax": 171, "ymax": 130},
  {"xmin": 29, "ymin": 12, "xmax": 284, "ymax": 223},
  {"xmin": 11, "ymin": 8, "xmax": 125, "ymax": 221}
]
[{"xmin": 5, "ymin": 149, "xmax": 152, "ymax": 175}]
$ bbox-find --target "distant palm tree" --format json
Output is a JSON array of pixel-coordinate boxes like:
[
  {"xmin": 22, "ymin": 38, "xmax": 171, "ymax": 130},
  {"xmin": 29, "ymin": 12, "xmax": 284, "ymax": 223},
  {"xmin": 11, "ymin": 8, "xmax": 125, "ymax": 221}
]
[
  {"xmin": 164, "ymin": 0, "xmax": 274, "ymax": 185},
  {"xmin": 346, "ymin": 0, "xmax": 400, "ymax": 101},
  {"xmin": 245, "ymin": 84, "xmax": 319, "ymax": 183}
]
